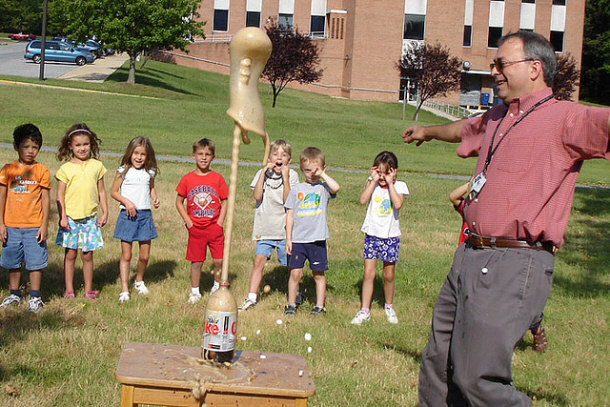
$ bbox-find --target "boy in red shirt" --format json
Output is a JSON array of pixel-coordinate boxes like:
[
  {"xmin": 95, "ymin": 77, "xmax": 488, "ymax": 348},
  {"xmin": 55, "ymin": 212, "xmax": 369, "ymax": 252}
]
[{"xmin": 176, "ymin": 139, "xmax": 228, "ymax": 304}]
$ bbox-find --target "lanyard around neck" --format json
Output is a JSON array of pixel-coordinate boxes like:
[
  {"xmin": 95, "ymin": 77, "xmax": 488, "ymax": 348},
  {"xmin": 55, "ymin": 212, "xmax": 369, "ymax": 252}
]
[{"xmin": 483, "ymin": 94, "xmax": 554, "ymax": 174}]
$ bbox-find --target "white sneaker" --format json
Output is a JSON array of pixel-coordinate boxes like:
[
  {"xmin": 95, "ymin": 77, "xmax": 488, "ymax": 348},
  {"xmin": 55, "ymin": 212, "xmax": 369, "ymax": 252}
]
[
  {"xmin": 1, "ymin": 294, "xmax": 21, "ymax": 307},
  {"xmin": 238, "ymin": 298, "xmax": 256, "ymax": 311},
  {"xmin": 118, "ymin": 292, "xmax": 130, "ymax": 303},
  {"xmin": 210, "ymin": 283, "xmax": 219, "ymax": 295},
  {"xmin": 28, "ymin": 297, "xmax": 44, "ymax": 313},
  {"xmin": 133, "ymin": 280, "xmax": 149, "ymax": 295},
  {"xmin": 188, "ymin": 292, "xmax": 202, "ymax": 304},
  {"xmin": 350, "ymin": 310, "xmax": 370, "ymax": 325},
  {"xmin": 385, "ymin": 307, "xmax": 398, "ymax": 324}
]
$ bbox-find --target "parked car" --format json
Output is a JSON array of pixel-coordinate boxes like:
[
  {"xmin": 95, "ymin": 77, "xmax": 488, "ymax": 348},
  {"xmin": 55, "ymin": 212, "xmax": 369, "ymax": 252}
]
[
  {"xmin": 9, "ymin": 33, "xmax": 36, "ymax": 41},
  {"xmin": 24, "ymin": 40, "xmax": 95, "ymax": 66}
]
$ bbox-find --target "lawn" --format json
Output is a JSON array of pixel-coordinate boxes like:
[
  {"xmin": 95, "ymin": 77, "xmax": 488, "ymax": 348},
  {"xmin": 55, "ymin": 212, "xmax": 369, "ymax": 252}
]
[{"xmin": 0, "ymin": 61, "xmax": 608, "ymax": 406}]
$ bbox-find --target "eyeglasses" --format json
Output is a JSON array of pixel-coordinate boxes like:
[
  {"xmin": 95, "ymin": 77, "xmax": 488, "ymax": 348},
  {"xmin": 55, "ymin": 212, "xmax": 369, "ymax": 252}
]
[{"xmin": 490, "ymin": 59, "xmax": 535, "ymax": 71}]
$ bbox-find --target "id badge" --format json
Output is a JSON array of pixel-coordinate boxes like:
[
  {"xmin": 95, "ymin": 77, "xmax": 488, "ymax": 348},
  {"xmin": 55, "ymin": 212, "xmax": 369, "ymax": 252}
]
[{"xmin": 467, "ymin": 172, "xmax": 486, "ymax": 200}]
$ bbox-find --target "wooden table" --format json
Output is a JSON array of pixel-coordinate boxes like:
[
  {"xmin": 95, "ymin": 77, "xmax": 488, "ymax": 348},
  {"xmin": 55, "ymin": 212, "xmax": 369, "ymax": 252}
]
[{"xmin": 115, "ymin": 342, "xmax": 315, "ymax": 407}]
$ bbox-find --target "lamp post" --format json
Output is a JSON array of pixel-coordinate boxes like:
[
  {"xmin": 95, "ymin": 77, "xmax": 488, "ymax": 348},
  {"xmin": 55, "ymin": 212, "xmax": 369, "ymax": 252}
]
[{"xmin": 39, "ymin": 0, "xmax": 48, "ymax": 81}]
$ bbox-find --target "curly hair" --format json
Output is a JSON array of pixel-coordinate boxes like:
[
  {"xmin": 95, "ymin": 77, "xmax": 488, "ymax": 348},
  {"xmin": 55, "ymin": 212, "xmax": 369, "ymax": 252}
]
[{"xmin": 57, "ymin": 123, "xmax": 102, "ymax": 161}]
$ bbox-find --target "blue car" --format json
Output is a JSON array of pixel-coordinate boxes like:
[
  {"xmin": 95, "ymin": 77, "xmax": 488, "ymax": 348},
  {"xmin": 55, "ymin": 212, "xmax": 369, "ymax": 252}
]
[{"xmin": 24, "ymin": 40, "xmax": 95, "ymax": 66}]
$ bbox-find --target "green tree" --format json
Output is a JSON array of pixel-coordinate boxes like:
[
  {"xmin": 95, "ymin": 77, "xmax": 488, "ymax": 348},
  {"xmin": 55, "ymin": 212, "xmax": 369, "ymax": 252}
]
[
  {"xmin": 49, "ymin": 0, "xmax": 205, "ymax": 84},
  {"xmin": 0, "ymin": 0, "xmax": 42, "ymax": 33},
  {"xmin": 553, "ymin": 53, "xmax": 580, "ymax": 101},
  {"xmin": 580, "ymin": 0, "xmax": 610, "ymax": 103}
]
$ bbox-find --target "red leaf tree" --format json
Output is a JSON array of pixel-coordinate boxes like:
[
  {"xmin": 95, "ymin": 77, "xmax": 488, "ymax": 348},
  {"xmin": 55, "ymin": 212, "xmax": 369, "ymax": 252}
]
[
  {"xmin": 398, "ymin": 42, "xmax": 462, "ymax": 121},
  {"xmin": 263, "ymin": 18, "xmax": 323, "ymax": 107},
  {"xmin": 553, "ymin": 53, "xmax": 580, "ymax": 101}
]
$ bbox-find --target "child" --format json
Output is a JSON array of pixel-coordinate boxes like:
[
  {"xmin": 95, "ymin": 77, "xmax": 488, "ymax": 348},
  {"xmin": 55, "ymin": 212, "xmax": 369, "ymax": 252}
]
[
  {"xmin": 238, "ymin": 139, "xmax": 299, "ymax": 311},
  {"xmin": 284, "ymin": 147, "xmax": 340, "ymax": 316},
  {"xmin": 110, "ymin": 137, "xmax": 160, "ymax": 303},
  {"xmin": 449, "ymin": 181, "xmax": 548, "ymax": 351},
  {"xmin": 56, "ymin": 123, "xmax": 108, "ymax": 300},
  {"xmin": 350, "ymin": 151, "xmax": 409, "ymax": 325},
  {"xmin": 0, "ymin": 124, "xmax": 50, "ymax": 313},
  {"xmin": 175, "ymin": 138, "xmax": 228, "ymax": 304}
]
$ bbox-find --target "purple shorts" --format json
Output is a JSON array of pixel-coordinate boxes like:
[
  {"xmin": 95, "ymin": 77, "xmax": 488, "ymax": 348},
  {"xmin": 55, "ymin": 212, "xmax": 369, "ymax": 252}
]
[{"xmin": 363, "ymin": 234, "xmax": 400, "ymax": 263}]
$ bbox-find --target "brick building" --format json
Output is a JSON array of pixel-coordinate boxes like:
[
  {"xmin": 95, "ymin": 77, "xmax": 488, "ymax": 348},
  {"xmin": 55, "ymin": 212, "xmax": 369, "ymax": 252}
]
[{"xmin": 167, "ymin": 0, "xmax": 584, "ymax": 106}]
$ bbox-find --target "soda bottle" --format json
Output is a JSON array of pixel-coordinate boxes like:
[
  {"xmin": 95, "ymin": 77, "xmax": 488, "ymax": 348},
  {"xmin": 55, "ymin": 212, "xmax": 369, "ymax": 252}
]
[{"xmin": 202, "ymin": 282, "xmax": 237, "ymax": 363}]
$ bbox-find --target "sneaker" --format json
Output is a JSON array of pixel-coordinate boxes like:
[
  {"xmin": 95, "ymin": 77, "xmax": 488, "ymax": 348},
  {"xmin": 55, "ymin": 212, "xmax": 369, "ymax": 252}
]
[
  {"xmin": 28, "ymin": 297, "xmax": 44, "ymax": 313},
  {"xmin": 84, "ymin": 290, "xmax": 99, "ymax": 300},
  {"xmin": 284, "ymin": 304, "xmax": 297, "ymax": 315},
  {"xmin": 210, "ymin": 284, "xmax": 219, "ymax": 295},
  {"xmin": 0, "ymin": 294, "xmax": 21, "ymax": 308},
  {"xmin": 238, "ymin": 298, "xmax": 256, "ymax": 311},
  {"xmin": 118, "ymin": 292, "xmax": 130, "ymax": 303},
  {"xmin": 310, "ymin": 306, "xmax": 327, "ymax": 316},
  {"xmin": 350, "ymin": 310, "xmax": 371, "ymax": 325},
  {"xmin": 385, "ymin": 307, "xmax": 398, "ymax": 324},
  {"xmin": 133, "ymin": 280, "xmax": 149, "ymax": 295},
  {"xmin": 188, "ymin": 292, "xmax": 202, "ymax": 304}
]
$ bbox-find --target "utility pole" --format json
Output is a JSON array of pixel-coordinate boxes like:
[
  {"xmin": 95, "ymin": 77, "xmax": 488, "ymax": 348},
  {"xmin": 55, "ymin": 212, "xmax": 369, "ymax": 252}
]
[{"xmin": 39, "ymin": 0, "xmax": 48, "ymax": 81}]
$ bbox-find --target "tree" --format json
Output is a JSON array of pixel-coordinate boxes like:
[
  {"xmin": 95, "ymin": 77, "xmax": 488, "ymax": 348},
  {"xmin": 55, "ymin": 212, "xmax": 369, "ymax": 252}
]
[
  {"xmin": 580, "ymin": 0, "xmax": 610, "ymax": 103},
  {"xmin": 262, "ymin": 18, "xmax": 323, "ymax": 107},
  {"xmin": 0, "ymin": 0, "xmax": 42, "ymax": 33},
  {"xmin": 553, "ymin": 53, "xmax": 580, "ymax": 101},
  {"xmin": 398, "ymin": 42, "xmax": 461, "ymax": 121},
  {"xmin": 48, "ymin": 0, "xmax": 205, "ymax": 85}
]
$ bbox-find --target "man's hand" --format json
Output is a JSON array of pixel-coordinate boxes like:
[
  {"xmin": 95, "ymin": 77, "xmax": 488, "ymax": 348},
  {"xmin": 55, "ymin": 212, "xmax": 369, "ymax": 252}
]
[{"xmin": 402, "ymin": 126, "xmax": 430, "ymax": 146}]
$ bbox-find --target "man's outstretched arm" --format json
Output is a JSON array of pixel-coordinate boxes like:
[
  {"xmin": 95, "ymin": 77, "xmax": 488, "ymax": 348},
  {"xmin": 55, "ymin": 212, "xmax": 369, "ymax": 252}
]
[{"xmin": 402, "ymin": 120, "xmax": 465, "ymax": 146}]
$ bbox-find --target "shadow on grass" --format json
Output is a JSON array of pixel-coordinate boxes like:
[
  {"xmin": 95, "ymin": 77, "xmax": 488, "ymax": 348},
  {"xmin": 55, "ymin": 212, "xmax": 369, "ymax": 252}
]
[
  {"xmin": 554, "ymin": 187, "xmax": 610, "ymax": 298},
  {"xmin": 524, "ymin": 387, "xmax": 569, "ymax": 405},
  {"xmin": 262, "ymin": 265, "xmax": 334, "ymax": 306},
  {"xmin": 106, "ymin": 67, "xmax": 197, "ymax": 97},
  {"xmin": 352, "ymin": 274, "xmax": 390, "ymax": 306}
]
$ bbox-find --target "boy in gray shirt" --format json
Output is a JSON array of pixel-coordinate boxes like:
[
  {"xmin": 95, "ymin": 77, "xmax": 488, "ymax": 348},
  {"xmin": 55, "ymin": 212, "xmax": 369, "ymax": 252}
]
[{"xmin": 284, "ymin": 147, "xmax": 340, "ymax": 316}]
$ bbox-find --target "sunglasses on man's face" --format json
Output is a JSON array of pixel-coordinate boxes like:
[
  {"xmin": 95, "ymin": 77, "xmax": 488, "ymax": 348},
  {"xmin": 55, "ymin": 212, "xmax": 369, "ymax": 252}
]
[{"xmin": 490, "ymin": 58, "xmax": 535, "ymax": 71}]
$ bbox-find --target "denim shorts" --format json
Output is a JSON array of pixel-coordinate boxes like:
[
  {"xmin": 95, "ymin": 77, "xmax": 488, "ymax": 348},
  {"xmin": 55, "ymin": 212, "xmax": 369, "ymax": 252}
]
[
  {"xmin": 363, "ymin": 234, "xmax": 400, "ymax": 263},
  {"xmin": 1, "ymin": 227, "xmax": 48, "ymax": 270},
  {"xmin": 113, "ymin": 210, "xmax": 158, "ymax": 242},
  {"xmin": 56, "ymin": 215, "xmax": 104, "ymax": 252},
  {"xmin": 288, "ymin": 241, "xmax": 328, "ymax": 272},
  {"xmin": 255, "ymin": 239, "xmax": 287, "ymax": 266}
]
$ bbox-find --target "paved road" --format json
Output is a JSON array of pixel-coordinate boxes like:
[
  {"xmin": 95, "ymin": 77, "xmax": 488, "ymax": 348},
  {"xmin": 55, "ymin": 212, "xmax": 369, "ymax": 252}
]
[{"xmin": 0, "ymin": 42, "xmax": 80, "ymax": 79}]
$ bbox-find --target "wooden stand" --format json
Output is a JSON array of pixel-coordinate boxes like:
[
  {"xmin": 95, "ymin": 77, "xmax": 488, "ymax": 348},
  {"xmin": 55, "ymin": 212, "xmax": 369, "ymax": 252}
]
[{"xmin": 115, "ymin": 342, "xmax": 315, "ymax": 407}]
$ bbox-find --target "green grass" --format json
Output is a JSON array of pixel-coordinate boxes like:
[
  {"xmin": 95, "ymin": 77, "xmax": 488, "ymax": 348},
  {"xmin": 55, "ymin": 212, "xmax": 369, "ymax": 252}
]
[{"xmin": 0, "ymin": 61, "xmax": 608, "ymax": 406}]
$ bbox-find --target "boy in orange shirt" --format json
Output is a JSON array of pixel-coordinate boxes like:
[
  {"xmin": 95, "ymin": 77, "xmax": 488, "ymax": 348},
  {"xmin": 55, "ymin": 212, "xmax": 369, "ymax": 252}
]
[{"xmin": 0, "ymin": 124, "xmax": 51, "ymax": 313}]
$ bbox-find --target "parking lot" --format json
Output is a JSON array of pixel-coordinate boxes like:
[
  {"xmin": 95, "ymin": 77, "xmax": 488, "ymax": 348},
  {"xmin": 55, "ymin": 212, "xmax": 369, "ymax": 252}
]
[{"xmin": 0, "ymin": 41, "xmax": 80, "ymax": 79}]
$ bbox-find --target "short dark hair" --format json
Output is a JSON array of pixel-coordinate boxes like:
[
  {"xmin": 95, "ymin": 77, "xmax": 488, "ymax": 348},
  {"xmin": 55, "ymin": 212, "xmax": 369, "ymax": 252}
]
[
  {"xmin": 13, "ymin": 123, "xmax": 42, "ymax": 148},
  {"xmin": 373, "ymin": 151, "xmax": 398, "ymax": 170},
  {"xmin": 193, "ymin": 138, "xmax": 215, "ymax": 154},
  {"xmin": 498, "ymin": 31, "xmax": 557, "ymax": 87}
]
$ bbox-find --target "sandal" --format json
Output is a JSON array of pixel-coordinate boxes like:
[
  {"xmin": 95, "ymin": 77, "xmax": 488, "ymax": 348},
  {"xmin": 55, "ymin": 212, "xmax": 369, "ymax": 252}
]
[
  {"xmin": 84, "ymin": 290, "xmax": 99, "ymax": 300},
  {"xmin": 531, "ymin": 325, "xmax": 548, "ymax": 353},
  {"xmin": 63, "ymin": 291, "xmax": 75, "ymax": 299}
]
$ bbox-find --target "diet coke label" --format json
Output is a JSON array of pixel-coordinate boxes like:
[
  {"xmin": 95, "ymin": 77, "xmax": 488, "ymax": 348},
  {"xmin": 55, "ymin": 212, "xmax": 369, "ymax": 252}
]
[{"xmin": 202, "ymin": 310, "xmax": 236, "ymax": 352}]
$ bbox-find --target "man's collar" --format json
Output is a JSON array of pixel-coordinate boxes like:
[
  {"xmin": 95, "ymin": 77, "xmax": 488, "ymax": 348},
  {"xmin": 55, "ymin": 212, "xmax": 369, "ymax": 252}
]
[{"xmin": 507, "ymin": 87, "xmax": 553, "ymax": 114}]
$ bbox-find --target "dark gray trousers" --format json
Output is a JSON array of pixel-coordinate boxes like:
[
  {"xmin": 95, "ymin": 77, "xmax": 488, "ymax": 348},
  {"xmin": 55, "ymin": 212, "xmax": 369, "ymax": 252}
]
[{"xmin": 419, "ymin": 244, "xmax": 554, "ymax": 406}]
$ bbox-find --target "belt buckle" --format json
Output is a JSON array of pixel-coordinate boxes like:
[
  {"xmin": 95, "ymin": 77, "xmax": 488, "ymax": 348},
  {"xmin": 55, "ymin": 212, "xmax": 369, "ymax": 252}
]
[{"xmin": 474, "ymin": 235, "xmax": 485, "ymax": 249}]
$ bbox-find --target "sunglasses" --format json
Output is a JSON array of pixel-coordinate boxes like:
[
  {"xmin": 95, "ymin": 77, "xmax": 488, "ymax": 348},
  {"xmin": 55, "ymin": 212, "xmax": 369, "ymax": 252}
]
[{"xmin": 490, "ymin": 58, "xmax": 535, "ymax": 71}]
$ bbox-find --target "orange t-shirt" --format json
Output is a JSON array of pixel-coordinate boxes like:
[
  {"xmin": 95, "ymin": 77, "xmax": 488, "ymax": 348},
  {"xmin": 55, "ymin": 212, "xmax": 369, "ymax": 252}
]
[{"xmin": 0, "ymin": 160, "xmax": 50, "ymax": 228}]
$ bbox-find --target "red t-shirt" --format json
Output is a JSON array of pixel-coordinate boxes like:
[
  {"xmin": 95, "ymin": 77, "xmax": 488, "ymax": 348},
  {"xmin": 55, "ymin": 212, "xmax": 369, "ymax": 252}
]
[
  {"xmin": 454, "ymin": 199, "xmax": 469, "ymax": 246},
  {"xmin": 458, "ymin": 87, "xmax": 610, "ymax": 247},
  {"xmin": 176, "ymin": 171, "xmax": 228, "ymax": 228}
]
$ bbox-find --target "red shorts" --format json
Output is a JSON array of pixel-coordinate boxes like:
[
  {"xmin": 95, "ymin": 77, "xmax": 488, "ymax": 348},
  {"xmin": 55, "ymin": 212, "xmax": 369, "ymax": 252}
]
[{"xmin": 186, "ymin": 223, "xmax": 224, "ymax": 262}]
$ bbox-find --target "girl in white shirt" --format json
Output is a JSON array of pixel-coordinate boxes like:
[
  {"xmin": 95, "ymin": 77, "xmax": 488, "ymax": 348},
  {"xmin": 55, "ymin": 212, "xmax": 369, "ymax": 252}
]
[
  {"xmin": 110, "ymin": 137, "xmax": 160, "ymax": 303},
  {"xmin": 351, "ymin": 151, "xmax": 409, "ymax": 325}
]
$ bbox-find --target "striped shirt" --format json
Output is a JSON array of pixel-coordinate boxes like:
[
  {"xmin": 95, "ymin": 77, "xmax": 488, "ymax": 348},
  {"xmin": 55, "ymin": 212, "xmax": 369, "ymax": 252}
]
[{"xmin": 458, "ymin": 87, "xmax": 610, "ymax": 247}]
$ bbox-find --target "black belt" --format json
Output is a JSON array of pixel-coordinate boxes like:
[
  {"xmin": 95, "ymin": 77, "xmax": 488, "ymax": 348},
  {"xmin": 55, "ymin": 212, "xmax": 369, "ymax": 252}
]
[{"xmin": 467, "ymin": 234, "xmax": 556, "ymax": 254}]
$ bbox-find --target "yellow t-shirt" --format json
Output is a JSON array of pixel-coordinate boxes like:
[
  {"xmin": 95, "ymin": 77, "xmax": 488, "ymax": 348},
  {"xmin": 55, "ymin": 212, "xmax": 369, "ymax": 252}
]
[
  {"xmin": 0, "ymin": 160, "xmax": 50, "ymax": 228},
  {"xmin": 56, "ymin": 159, "xmax": 107, "ymax": 220}
]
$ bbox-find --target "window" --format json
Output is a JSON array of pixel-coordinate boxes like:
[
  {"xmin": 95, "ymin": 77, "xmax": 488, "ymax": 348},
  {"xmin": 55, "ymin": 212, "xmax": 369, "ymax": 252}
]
[
  {"xmin": 552, "ymin": 0, "xmax": 565, "ymax": 5},
  {"xmin": 488, "ymin": 27, "xmax": 503, "ymax": 48},
  {"xmin": 213, "ymin": 9, "xmax": 228, "ymax": 31},
  {"xmin": 404, "ymin": 14, "xmax": 425, "ymax": 40},
  {"xmin": 279, "ymin": 13, "xmax": 293, "ymax": 31},
  {"xmin": 246, "ymin": 11, "xmax": 260, "ymax": 27},
  {"xmin": 463, "ymin": 25, "xmax": 472, "ymax": 47},
  {"xmin": 550, "ymin": 30, "xmax": 564, "ymax": 52},
  {"xmin": 522, "ymin": 0, "xmax": 535, "ymax": 3},
  {"xmin": 310, "ymin": 15, "xmax": 325, "ymax": 37}
]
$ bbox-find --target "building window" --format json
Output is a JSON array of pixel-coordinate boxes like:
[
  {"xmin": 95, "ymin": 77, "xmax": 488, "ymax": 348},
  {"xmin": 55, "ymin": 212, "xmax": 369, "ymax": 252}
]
[
  {"xmin": 404, "ymin": 14, "xmax": 425, "ymax": 40},
  {"xmin": 463, "ymin": 25, "xmax": 472, "ymax": 47},
  {"xmin": 246, "ymin": 11, "xmax": 260, "ymax": 27},
  {"xmin": 213, "ymin": 9, "xmax": 228, "ymax": 31},
  {"xmin": 310, "ymin": 15, "xmax": 325, "ymax": 37},
  {"xmin": 522, "ymin": 0, "xmax": 535, "ymax": 3},
  {"xmin": 550, "ymin": 30, "xmax": 564, "ymax": 51},
  {"xmin": 279, "ymin": 13, "xmax": 293, "ymax": 31},
  {"xmin": 552, "ymin": 0, "xmax": 565, "ymax": 4},
  {"xmin": 488, "ymin": 26, "xmax": 503, "ymax": 48}
]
